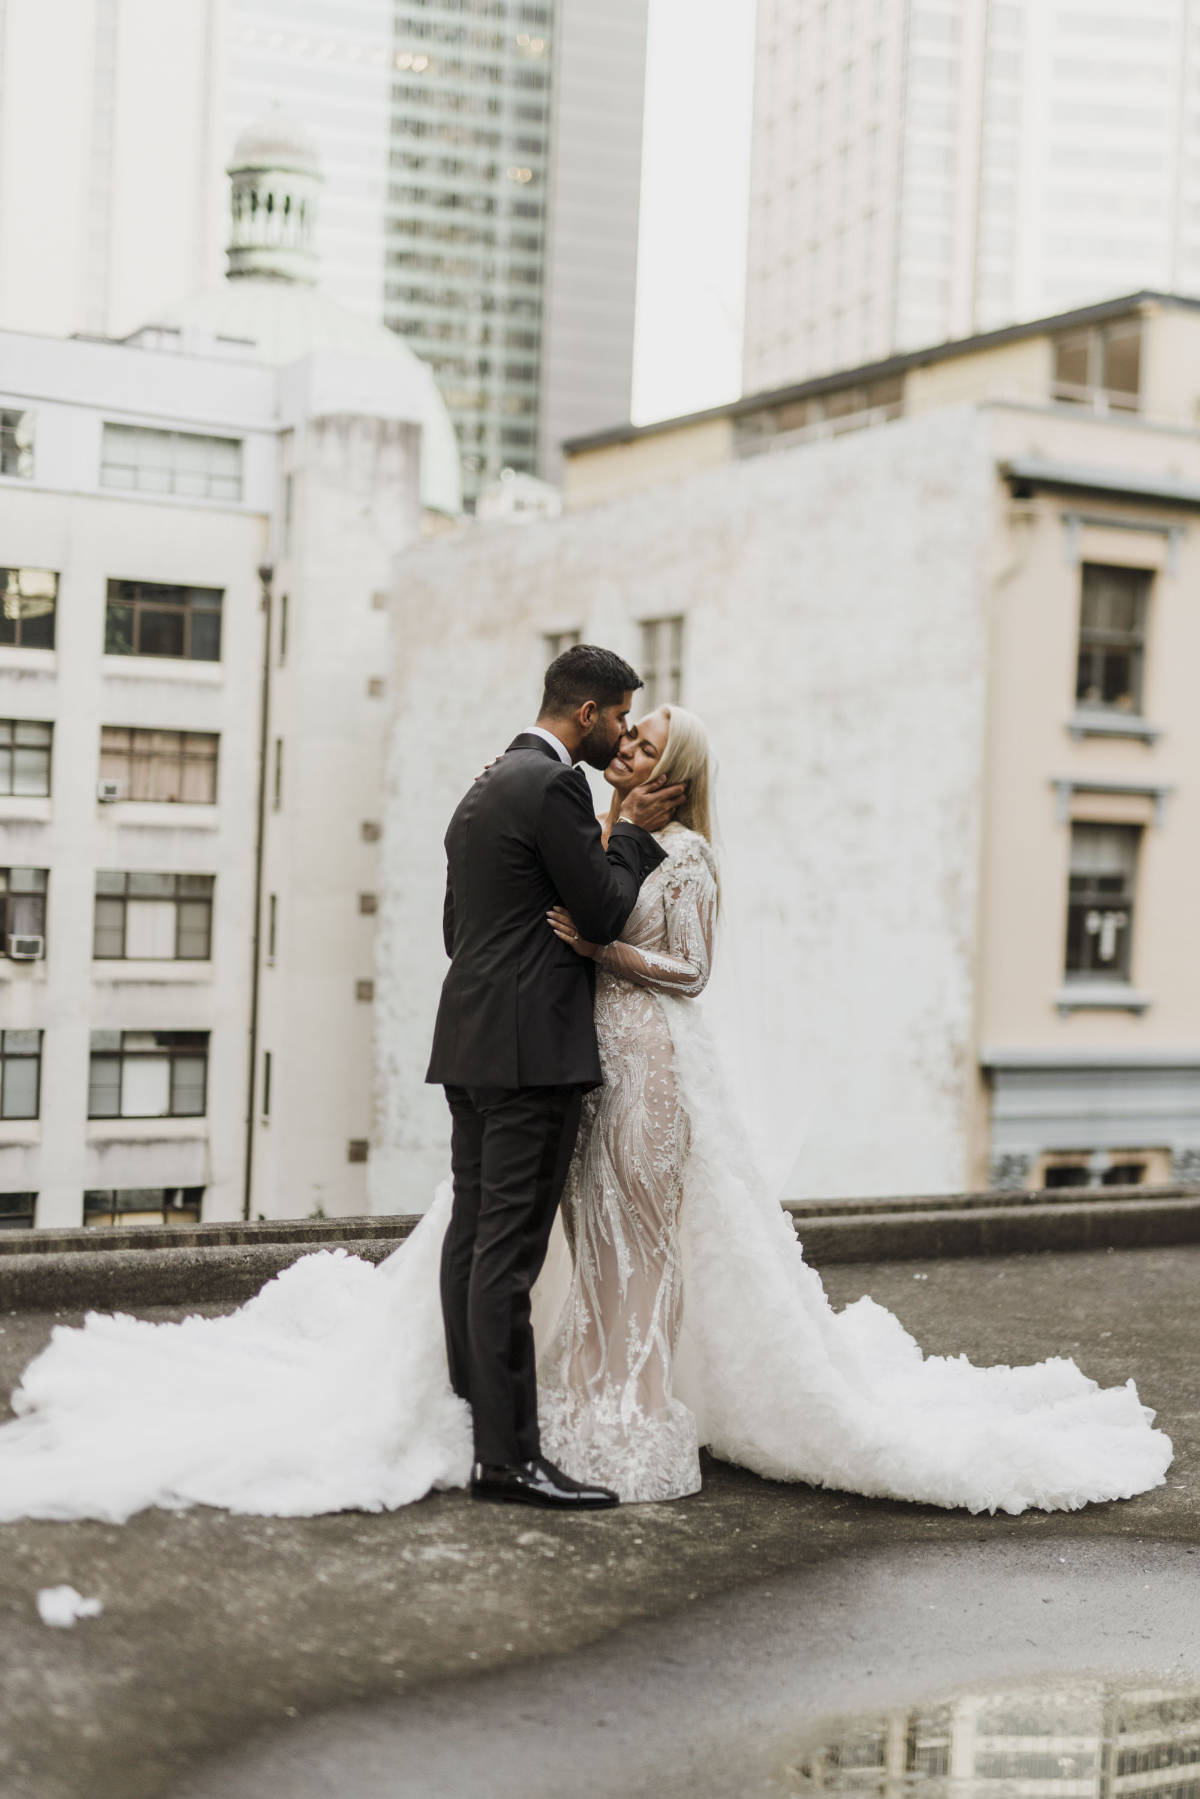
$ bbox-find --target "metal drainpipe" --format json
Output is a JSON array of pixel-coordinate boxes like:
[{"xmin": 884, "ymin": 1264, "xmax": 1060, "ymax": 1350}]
[{"xmin": 243, "ymin": 562, "xmax": 274, "ymax": 1220}]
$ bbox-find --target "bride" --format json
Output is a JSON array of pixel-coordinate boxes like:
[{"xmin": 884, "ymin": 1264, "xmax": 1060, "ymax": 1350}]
[{"xmin": 0, "ymin": 710, "xmax": 1173, "ymax": 1522}]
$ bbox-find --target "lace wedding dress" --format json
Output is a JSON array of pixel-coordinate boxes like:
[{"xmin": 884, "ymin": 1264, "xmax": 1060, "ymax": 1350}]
[{"xmin": 0, "ymin": 825, "xmax": 1172, "ymax": 1522}]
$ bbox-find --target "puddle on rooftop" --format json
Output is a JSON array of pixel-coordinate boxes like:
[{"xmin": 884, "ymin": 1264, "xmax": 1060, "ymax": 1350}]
[{"xmin": 783, "ymin": 1681, "xmax": 1200, "ymax": 1799}]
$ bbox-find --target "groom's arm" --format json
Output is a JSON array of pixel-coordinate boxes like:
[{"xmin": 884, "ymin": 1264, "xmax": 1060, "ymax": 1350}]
[{"xmin": 536, "ymin": 770, "xmax": 666, "ymax": 947}]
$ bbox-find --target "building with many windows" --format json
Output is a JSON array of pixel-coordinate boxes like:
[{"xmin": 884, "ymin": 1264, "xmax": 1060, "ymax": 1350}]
[
  {"xmin": 383, "ymin": 0, "xmax": 649, "ymax": 501},
  {"xmin": 0, "ymin": 0, "xmax": 649, "ymax": 502},
  {"xmin": 743, "ymin": 0, "xmax": 1200, "ymax": 394},
  {"xmin": 0, "ymin": 115, "xmax": 459, "ymax": 1232},
  {"xmin": 375, "ymin": 290, "xmax": 1200, "ymax": 1204}
]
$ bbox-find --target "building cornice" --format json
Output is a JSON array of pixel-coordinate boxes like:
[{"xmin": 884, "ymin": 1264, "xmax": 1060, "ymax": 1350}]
[
  {"xmin": 1003, "ymin": 456, "xmax": 1200, "ymax": 510},
  {"xmin": 981, "ymin": 1048, "xmax": 1200, "ymax": 1069},
  {"xmin": 563, "ymin": 289, "xmax": 1198, "ymax": 456}
]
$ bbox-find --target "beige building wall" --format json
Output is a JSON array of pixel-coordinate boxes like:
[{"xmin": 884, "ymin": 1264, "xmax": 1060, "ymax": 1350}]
[
  {"xmin": 975, "ymin": 402, "xmax": 1200, "ymax": 1187},
  {"xmin": 562, "ymin": 417, "xmax": 734, "ymax": 513}
]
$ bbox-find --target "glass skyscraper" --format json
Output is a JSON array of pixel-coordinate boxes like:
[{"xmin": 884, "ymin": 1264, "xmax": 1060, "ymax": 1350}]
[{"xmin": 385, "ymin": 2, "xmax": 554, "ymax": 503}]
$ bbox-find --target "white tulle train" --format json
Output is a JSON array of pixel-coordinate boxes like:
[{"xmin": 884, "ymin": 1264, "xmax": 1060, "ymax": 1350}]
[{"xmin": 0, "ymin": 981, "xmax": 1172, "ymax": 1524}]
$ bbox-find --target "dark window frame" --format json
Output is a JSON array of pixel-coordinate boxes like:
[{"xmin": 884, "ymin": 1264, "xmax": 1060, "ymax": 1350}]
[
  {"xmin": 0, "ymin": 718, "xmax": 52, "ymax": 796},
  {"xmin": 0, "ymin": 1028, "xmax": 42, "ymax": 1119},
  {"xmin": 1052, "ymin": 317, "xmax": 1142, "ymax": 412},
  {"xmin": 0, "ymin": 410, "xmax": 34, "ymax": 479},
  {"xmin": 83, "ymin": 1186, "xmax": 205, "ymax": 1227},
  {"xmin": 0, "ymin": 567, "xmax": 57, "ymax": 649},
  {"xmin": 1076, "ymin": 563, "xmax": 1150, "ymax": 715},
  {"xmin": 92, "ymin": 872, "xmax": 214, "ymax": 961},
  {"xmin": 638, "ymin": 615, "xmax": 685, "ymax": 711},
  {"xmin": 1064, "ymin": 822, "xmax": 1140, "ymax": 982},
  {"xmin": 0, "ymin": 1192, "xmax": 36, "ymax": 1229},
  {"xmin": 98, "ymin": 726, "xmax": 219, "ymax": 804},
  {"xmin": 0, "ymin": 867, "xmax": 49, "ymax": 955},
  {"xmin": 87, "ymin": 1030, "xmax": 210, "ymax": 1120},
  {"xmin": 103, "ymin": 578, "xmax": 223, "ymax": 663}
]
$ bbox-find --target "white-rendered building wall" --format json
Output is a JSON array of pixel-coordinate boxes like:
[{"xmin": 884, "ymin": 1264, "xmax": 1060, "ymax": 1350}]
[{"xmin": 374, "ymin": 404, "xmax": 995, "ymax": 1208}]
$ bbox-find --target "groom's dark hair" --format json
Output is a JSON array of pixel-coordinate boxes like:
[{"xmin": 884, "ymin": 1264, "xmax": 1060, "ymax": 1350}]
[{"xmin": 539, "ymin": 644, "xmax": 643, "ymax": 719}]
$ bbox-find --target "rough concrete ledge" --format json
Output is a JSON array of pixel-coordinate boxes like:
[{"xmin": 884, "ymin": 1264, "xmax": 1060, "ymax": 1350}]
[
  {"xmin": 3, "ymin": 1186, "xmax": 1200, "ymax": 1311},
  {"xmin": 4, "ymin": 1183, "xmax": 1195, "ymax": 1258}
]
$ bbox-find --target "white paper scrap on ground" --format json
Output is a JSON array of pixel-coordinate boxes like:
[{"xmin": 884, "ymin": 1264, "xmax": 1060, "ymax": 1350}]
[{"xmin": 36, "ymin": 1585, "xmax": 103, "ymax": 1628}]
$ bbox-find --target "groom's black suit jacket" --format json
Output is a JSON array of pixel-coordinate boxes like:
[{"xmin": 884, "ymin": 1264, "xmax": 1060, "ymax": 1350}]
[{"xmin": 426, "ymin": 733, "xmax": 666, "ymax": 1090}]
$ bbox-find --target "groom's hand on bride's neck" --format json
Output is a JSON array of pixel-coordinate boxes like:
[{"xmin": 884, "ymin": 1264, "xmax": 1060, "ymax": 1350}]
[{"xmin": 620, "ymin": 776, "xmax": 688, "ymax": 833}]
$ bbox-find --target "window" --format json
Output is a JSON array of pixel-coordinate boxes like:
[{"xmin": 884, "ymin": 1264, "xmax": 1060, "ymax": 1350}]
[
  {"xmin": 83, "ymin": 1187, "xmax": 204, "ymax": 1228},
  {"xmin": 1076, "ymin": 563, "xmax": 1149, "ymax": 713},
  {"xmin": 0, "ymin": 409, "xmax": 34, "ymax": 479},
  {"xmin": 279, "ymin": 593, "xmax": 288, "ymax": 664},
  {"xmin": 0, "ymin": 719, "xmax": 52, "ymax": 795},
  {"xmin": 104, "ymin": 579, "xmax": 223, "ymax": 661},
  {"xmin": 347, "ymin": 1138, "xmax": 369, "ymax": 1163},
  {"xmin": 273, "ymin": 738, "xmax": 283, "ymax": 810},
  {"xmin": 93, "ymin": 872, "xmax": 214, "ymax": 960},
  {"xmin": 0, "ymin": 1193, "xmax": 36, "ymax": 1229},
  {"xmin": 87, "ymin": 1030, "xmax": 209, "ymax": 1119},
  {"xmin": 543, "ymin": 629, "xmax": 580, "ymax": 662},
  {"xmin": 99, "ymin": 727, "xmax": 219, "ymax": 804},
  {"xmin": 262, "ymin": 1050, "xmax": 272, "ymax": 1119},
  {"xmin": 639, "ymin": 616, "xmax": 685, "ymax": 710},
  {"xmin": 1040, "ymin": 1153, "xmax": 1155, "ymax": 1189},
  {"xmin": 1, "ymin": 869, "xmax": 48, "ymax": 954},
  {"xmin": 1052, "ymin": 318, "xmax": 1141, "ymax": 411},
  {"xmin": 0, "ymin": 1029, "xmax": 41, "ymax": 1118},
  {"xmin": 1065, "ymin": 823, "xmax": 1139, "ymax": 982},
  {"xmin": 267, "ymin": 893, "xmax": 277, "ymax": 961},
  {"xmin": 100, "ymin": 424, "xmax": 242, "ymax": 501},
  {"xmin": 0, "ymin": 567, "xmax": 57, "ymax": 649}
]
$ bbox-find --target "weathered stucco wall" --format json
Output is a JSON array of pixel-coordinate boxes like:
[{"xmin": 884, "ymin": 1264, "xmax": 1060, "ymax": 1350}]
[{"xmin": 373, "ymin": 405, "xmax": 995, "ymax": 1209}]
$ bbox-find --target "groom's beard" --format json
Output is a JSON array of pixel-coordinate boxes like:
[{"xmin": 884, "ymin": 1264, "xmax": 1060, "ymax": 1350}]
[{"xmin": 577, "ymin": 721, "xmax": 621, "ymax": 771}]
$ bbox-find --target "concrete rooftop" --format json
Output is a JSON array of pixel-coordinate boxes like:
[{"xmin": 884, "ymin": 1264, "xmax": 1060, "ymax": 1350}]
[{"xmin": 1, "ymin": 1240, "xmax": 1197, "ymax": 1798}]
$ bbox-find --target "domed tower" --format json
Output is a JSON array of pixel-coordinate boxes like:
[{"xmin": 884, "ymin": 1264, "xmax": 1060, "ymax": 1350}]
[{"xmin": 226, "ymin": 107, "xmax": 322, "ymax": 285}]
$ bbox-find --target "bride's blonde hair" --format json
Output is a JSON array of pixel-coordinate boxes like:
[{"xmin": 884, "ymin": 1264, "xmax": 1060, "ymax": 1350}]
[
  {"xmin": 655, "ymin": 704, "xmax": 713, "ymax": 846},
  {"xmin": 654, "ymin": 704, "xmax": 720, "ymax": 907}
]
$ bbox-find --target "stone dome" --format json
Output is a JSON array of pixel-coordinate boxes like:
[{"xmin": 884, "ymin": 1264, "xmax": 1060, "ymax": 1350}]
[
  {"xmin": 228, "ymin": 108, "xmax": 321, "ymax": 179},
  {"xmin": 140, "ymin": 105, "xmax": 463, "ymax": 516}
]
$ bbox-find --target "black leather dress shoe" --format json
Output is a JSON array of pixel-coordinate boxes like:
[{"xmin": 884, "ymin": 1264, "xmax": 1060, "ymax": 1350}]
[{"xmin": 470, "ymin": 1457, "xmax": 619, "ymax": 1509}]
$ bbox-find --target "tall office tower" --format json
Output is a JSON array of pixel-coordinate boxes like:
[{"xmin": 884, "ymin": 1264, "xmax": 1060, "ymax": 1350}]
[
  {"xmin": 384, "ymin": 0, "xmax": 649, "ymax": 502},
  {"xmin": 538, "ymin": 0, "xmax": 649, "ymax": 484},
  {"xmin": 743, "ymin": 0, "xmax": 1200, "ymax": 393}
]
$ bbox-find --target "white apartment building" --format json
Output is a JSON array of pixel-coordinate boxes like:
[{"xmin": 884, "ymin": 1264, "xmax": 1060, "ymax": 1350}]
[
  {"xmin": 744, "ymin": 0, "xmax": 1200, "ymax": 392},
  {"xmin": 0, "ymin": 115, "xmax": 460, "ymax": 1233}
]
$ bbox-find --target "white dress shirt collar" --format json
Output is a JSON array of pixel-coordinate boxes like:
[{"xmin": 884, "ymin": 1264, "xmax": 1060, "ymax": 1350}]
[{"xmin": 524, "ymin": 725, "xmax": 573, "ymax": 767}]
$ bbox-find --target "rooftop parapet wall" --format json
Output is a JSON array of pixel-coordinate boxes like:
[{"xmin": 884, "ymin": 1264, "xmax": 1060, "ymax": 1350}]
[{"xmin": 4, "ymin": 1186, "xmax": 1200, "ymax": 1310}]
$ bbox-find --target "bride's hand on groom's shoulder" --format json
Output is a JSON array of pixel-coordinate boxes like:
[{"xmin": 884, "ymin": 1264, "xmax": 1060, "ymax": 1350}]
[
  {"xmin": 621, "ymin": 776, "xmax": 688, "ymax": 833},
  {"xmin": 547, "ymin": 907, "xmax": 597, "ymax": 959}
]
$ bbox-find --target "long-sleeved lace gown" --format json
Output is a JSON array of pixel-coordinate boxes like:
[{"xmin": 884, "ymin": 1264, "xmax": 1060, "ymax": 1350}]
[
  {"xmin": 536, "ymin": 826, "xmax": 717, "ymax": 1502},
  {"xmin": 0, "ymin": 825, "xmax": 1173, "ymax": 1522}
]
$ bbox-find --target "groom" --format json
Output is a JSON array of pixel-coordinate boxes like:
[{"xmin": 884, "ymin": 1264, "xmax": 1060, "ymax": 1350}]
[{"xmin": 427, "ymin": 645, "xmax": 685, "ymax": 1509}]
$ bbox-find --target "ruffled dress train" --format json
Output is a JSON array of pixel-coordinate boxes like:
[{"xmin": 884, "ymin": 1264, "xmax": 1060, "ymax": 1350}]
[{"xmin": 0, "ymin": 826, "xmax": 1172, "ymax": 1522}]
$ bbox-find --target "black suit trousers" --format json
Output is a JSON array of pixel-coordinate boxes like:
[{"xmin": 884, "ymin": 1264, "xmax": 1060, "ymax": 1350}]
[{"xmin": 440, "ymin": 1082, "xmax": 584, "ymax": 1466}]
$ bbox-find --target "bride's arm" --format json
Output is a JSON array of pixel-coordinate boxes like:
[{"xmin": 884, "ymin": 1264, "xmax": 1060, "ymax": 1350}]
[{"xmin": 593, "ymin": 842, "xmax": 717, "ymax": 998}]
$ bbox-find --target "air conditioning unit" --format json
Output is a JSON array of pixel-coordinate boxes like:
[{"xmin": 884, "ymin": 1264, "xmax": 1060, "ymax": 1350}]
[
  {"xmin": 8, "ymin": 934, "xmax": 43, "ymax": 960},
  {"xmin": 97, "ymin": 779, "xmax": 125, "ymax": 802}
]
